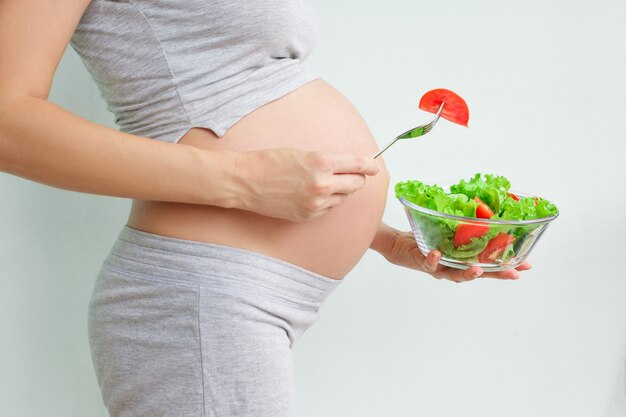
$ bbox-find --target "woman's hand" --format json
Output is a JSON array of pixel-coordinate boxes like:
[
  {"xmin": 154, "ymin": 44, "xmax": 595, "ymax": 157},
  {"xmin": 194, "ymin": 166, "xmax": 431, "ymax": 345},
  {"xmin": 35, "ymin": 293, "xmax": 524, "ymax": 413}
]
[
  {"xmin": 370, "ymin": 223, "xmax": 531, "ymax": 283},
  {"xmin": 231, "ymin": 148, "xmax": 379, "ymax": 222}
]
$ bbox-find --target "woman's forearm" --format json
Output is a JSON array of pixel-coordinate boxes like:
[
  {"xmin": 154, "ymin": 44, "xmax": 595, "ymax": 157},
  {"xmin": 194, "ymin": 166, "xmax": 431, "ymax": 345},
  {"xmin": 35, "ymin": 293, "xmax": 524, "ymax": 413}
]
[
  {"xmin": 369, "ymin": 222, "xmax": 401, "ymax": 256},
  {"xmin": 0, "ymin": 96, "xmax": 238, "ymax": 206},
  {"xmin": 0, "ymin": 95, "xmax": 380, "ymax": 222}
]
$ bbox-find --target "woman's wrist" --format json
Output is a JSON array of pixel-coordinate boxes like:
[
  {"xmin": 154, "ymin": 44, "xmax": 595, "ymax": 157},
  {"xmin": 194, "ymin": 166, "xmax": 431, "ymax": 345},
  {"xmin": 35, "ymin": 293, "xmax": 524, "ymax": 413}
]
[{"xmin": 186, "ymin": 145, "xmax": 243, "ymax": 208}]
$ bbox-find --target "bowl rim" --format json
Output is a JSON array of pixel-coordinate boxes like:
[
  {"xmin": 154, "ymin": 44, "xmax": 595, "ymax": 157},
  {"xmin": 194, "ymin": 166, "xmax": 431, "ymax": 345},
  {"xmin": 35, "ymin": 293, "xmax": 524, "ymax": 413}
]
[{"xmin": 398, "ymin": 191, "xmax": 559, "ymax": 226}]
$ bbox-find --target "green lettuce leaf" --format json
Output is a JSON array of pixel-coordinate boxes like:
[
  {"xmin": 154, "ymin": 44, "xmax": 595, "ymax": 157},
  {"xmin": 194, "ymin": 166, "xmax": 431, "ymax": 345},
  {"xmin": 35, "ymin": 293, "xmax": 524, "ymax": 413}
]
[
  {"xmin": 499, "ymin": 196, "xmax": 559, "ymax": 221},
  {"xmin": 395, "ymin": 180, "xmax": 478, "ymax": 218},
  {"xmin": 449, "ymin": 173, "xmax": 511, "ymax": 213}
]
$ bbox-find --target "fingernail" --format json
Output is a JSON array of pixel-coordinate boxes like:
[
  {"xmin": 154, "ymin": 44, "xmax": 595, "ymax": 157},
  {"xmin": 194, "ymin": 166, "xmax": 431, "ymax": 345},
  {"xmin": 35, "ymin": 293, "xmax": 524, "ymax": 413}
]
[{"xmin": 473, "ymin": 271, "xmax": 482, "ymax": 278}]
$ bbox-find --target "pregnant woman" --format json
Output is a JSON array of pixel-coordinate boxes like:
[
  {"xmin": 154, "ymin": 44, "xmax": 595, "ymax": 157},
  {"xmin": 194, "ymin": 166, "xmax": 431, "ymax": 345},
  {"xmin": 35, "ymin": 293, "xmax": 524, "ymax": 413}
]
[{"xmin": 0, "ymin": 1, "xmax": 529, "ymax": 416}]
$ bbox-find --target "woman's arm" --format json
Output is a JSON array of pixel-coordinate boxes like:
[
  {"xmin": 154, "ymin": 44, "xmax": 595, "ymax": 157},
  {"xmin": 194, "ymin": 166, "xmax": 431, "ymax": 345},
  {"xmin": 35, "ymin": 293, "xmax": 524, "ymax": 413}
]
[
  {"xmin": 0, "ymin": 0, "xmax": 240, "ymax": 206},
  {"xmin": 369, "ymin": 222, "xmax": 401, "ymax": 255},
  {"xmin": 369, "ymin": 222, "xmax": 530, "ymax": 282},
  {"xmin": 0, "ymin": 0, "xmax": 379, "ymax": 221},
  {"xmin": 0, "ymin": 96, "xmax": 241, "ymax": 206}
]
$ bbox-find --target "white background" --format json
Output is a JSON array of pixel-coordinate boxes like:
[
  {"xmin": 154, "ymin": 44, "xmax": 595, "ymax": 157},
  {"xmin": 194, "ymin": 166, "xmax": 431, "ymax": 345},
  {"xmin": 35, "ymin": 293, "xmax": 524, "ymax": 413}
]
[{"xmin": 1, "ymin": 1, "xmax": 625, "ymax": 416}]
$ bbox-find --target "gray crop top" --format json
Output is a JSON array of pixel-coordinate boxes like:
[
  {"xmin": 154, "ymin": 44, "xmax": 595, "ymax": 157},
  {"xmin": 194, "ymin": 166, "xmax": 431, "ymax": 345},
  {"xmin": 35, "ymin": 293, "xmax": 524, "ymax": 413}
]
[{"xmin": 69, "ymin": 0, "xmax": 320, "ymax": 143}]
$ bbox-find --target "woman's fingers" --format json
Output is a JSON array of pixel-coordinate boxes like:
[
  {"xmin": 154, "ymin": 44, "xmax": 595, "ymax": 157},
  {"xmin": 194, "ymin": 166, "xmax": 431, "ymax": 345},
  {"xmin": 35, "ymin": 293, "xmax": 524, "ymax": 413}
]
[
  {"xmin": 480, "ymin": 269, "xmax": 519, "ymax": 280},
  {"xmin": 328, "ymin": 173, "xmax": 367, "ymax": 194},
  {"xmin": 439, "ymin": 266, "xmax": 520, "ymax": 281},
  {"xmin": 425, "ymin": 250, "xmax": 531, "ymax": 282},
  {"xmin": 304, "ymin": 153, "xmax": 380, "ymax": 211},
  {"xmin": 424, "ymin": 250, "xmax": 482, "ymax": 283},
  {"xmin": 423, "ymin": 250, "xmax": 440, "ymax": 273},
  {"xmin": 439, "ymin": 264, "xmax": 526, "ymax": 281},
  {"xmin": 330, "ymin": 153, "xmax": 380, "ymax": 176},
  {"xmin": 477, "ymin": 262, "xmax": 532, "ymax": 280},
  {"xmin": 318, "ymin": 193, "xmax": 349, "ymax": 210},
  {"xmin": 433, "ymin": 265, "xmax": 484, "ymax": 283}
]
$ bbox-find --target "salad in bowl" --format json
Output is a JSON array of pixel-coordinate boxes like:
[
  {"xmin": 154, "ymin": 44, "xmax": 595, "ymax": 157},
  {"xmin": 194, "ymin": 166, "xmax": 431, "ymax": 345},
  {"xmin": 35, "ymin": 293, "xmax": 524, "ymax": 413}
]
[{"xmin": 395, "ymin": 173, "xmax": 559, "ymax": 271}]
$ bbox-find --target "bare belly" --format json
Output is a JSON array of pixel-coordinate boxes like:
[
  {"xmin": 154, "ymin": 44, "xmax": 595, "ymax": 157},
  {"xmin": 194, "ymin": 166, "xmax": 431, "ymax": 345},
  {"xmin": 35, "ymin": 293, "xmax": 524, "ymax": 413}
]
[{"xmin": 126, "ymin": 79, "xmax": 390, "ymax": 279}]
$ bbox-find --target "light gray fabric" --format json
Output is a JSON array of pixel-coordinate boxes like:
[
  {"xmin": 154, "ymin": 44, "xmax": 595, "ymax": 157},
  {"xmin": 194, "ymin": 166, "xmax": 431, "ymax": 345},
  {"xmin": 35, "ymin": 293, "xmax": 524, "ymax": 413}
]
[
  {"xmin": 88, "ymin": 225, "xmax": 343, "ymax": 417},
  {"xmin": 69, "ymin": 0, "xmax": 320, "ymax": 142}
]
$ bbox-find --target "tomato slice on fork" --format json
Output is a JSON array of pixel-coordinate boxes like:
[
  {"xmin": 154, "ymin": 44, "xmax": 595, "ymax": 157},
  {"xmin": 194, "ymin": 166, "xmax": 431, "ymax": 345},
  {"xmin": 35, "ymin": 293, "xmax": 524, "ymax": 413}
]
[{"xmin": 419, "ymin": 88, "xmax": 470, "ymax": 127}]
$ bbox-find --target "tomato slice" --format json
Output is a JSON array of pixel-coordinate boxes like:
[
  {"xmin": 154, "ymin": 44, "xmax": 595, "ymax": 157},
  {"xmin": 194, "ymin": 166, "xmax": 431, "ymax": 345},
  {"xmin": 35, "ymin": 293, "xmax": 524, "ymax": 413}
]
[
  {"xmin": 419, "ymin": 88, "xmax": 470, "ymax": 127},
  {"xmin": 474, "ymin": 197, "xmax": 495, "ymax": 219},
  {"xmin": 454, "ymin": 223, "xmax": 490, "ymax": 247},
  {"xmin": 509, "ymin": 193, "xmax": 520, "ymax": 201},
  {"xmin": 478, "ymin": 233, "xmax": 516, "ymax": 263}
]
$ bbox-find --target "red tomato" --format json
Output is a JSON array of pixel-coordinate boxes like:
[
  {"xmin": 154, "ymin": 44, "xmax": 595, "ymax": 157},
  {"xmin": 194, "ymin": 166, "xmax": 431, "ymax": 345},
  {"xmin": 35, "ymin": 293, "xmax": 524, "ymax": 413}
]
[
  {"xmin": 535, "ymin": 197, "xmax": 539, "ymax": 206},
  {"xmin": 509, "ymin": 193, "xmax": 520, "ymax": 201},
  {"xmin": 419, "ymin": 88, "xmax": 470, "ymax": 127},
  {"xmin": 478, "ymin": 233, "xmax": 516, "ymax": 263},
  {"xmin": 454, "ymin": 223, "xmax": 490, "ymax": 247},
  {"xmin": 474, "ymin": 197, "xmax": 495, "ymax": 219}
]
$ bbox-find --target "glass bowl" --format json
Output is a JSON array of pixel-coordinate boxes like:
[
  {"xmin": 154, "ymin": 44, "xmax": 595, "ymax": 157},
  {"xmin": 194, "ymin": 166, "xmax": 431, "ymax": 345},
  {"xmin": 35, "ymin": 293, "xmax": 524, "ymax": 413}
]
[{"xmin": 398, "ymin": 189, "xmax": 558, "ymax": 272}]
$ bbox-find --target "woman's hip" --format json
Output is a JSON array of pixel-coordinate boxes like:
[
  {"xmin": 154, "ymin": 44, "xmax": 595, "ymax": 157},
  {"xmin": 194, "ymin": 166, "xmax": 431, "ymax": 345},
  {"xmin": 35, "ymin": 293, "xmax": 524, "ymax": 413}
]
[{"xmin": 87, "ymin": 224, "xmax": 345, "ymax": 416}]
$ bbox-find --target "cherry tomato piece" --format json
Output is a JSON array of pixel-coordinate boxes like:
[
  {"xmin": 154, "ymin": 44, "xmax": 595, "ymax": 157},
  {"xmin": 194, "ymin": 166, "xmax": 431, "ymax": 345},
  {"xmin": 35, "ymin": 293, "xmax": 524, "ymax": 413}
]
[
  {"xmin": 478, "ymin": 233, "xmax": 516, "ymax": 263},
  {"xmin": 454, "ymin": 223, "xmax": 490, "ymax": 247},
  {"xmin": 474, "ymin": 197, "xmax": 495, "ymax": 219}
]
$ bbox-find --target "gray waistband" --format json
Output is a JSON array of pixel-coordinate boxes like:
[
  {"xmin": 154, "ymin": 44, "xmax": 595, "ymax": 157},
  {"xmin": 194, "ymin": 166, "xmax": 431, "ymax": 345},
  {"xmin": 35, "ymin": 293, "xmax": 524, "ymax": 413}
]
[{"xmin": 103, "ymin": 225, "xmax": 343, "ymax": 309}]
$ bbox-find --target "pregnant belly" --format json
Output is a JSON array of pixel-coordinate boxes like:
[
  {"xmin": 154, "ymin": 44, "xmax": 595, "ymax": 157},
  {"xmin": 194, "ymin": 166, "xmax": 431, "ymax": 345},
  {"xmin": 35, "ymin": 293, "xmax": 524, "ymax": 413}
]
[{"xmin": 126, "ymin": 79, "xmax": 390, "ymax": 279}]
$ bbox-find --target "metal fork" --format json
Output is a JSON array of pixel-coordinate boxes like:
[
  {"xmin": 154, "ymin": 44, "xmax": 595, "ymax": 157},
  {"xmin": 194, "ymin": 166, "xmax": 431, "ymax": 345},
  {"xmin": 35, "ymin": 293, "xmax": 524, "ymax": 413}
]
[{"xmin": 372, "ymin": 101, "xmax": 445, "ymax": 159}]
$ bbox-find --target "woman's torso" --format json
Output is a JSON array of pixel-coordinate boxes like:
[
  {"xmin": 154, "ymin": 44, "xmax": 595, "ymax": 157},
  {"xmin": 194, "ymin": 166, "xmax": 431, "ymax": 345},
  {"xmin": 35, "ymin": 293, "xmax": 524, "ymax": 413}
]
[
  {"xmin": 70, "ymin": 0, "xmax": 390, "ymax": 279},
  {"xmin": 127, "ymin": 79, "xmax": 390, "ymax": 279}
]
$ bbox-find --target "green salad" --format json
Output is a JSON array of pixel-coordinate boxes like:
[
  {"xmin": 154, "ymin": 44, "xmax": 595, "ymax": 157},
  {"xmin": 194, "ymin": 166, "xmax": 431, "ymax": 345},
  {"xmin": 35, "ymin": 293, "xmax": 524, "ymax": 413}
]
[{"xmin": 395, "ymin": 173, "xmax": 558, "ymax": 263}]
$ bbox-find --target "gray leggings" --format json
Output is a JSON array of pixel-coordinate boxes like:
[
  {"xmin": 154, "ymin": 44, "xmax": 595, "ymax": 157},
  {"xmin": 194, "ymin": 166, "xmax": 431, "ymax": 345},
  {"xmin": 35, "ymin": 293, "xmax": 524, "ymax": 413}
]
[{"xmin": 88, "ymin": 225, "xmax": 343, "ymax": 417}]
